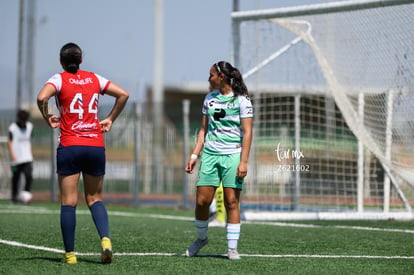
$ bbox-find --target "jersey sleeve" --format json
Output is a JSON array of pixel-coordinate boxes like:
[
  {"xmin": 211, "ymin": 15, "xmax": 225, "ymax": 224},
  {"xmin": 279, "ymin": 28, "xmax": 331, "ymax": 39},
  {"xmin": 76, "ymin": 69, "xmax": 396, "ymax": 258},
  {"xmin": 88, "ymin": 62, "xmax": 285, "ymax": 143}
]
[
  {"xmin": 202, "ymin": 94, "xmax": 210, "ymax": 115},
  {"xmin": 239, "ymin": 96, "xmax": 253, "ymax": 118},
  {"xmin": 94, "ymin": 73, "xmax": 111, "ymax": 94},
  {"xmin": 45, "ymin": 73, "xmax": 62, "ymax": 91}
]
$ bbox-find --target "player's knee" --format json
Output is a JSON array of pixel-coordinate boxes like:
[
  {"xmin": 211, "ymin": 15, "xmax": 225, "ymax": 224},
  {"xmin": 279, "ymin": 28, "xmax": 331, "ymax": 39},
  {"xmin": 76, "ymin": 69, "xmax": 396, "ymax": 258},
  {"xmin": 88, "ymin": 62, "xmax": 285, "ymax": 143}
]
[
  {"xmin": 61, "ymin": 198, "xmax": 78, "ymax": 207},
  {"xmin": 196, "ymin": 197, "xmax": 211, "ymax": 208},
  {"xmin": 86, "ymin": 197, "xmax": 102, "ymax": 208},
  {"xmin": 225, "ymin": 198, "xmax": 239, "ymax": 211}
]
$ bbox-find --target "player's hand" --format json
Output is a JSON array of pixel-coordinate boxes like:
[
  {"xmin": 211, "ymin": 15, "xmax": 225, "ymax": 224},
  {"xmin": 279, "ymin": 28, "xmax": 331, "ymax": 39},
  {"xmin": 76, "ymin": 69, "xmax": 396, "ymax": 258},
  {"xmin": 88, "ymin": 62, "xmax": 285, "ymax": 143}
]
[
  {"xmin": 100, "ymin": 118, "xmax": 113, "ymax": 132},
  {"xmin": 185, "ymin": 159, "xmax": 197, "ymax": 174},
  {"xmin": 237, "ymin": 161, "xmax": 248, "ymax": 179},
  {"xmin": 47, "ymin": 115, "xmax": 60, "ymax": 128}
]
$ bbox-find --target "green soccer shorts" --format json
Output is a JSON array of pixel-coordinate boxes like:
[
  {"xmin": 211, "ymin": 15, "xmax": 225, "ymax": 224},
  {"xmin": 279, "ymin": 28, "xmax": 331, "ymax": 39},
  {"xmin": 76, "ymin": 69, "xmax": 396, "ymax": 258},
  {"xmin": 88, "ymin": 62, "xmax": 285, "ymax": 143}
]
[{"xmin": 197, "ymin": 152, "xmax": 243, "ymax": 189}]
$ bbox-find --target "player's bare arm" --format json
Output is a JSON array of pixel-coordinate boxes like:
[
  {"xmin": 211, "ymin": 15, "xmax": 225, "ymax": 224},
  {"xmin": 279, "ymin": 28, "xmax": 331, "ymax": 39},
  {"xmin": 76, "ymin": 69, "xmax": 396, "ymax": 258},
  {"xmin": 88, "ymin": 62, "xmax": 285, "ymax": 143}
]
[
  {"xmin": 100, "ymin": 82, "xmax": 129, "ymax": 132},
  {"xmin": 37, "ymin": 84, "xmax": 60, "ymax": 128},
  {"xmin": 185, "ymin": 115, "xmax": 208, "ymax": 174},
  {"xmin": 237, "ymin": 117, "xmax": 253, "ymax": 179}
]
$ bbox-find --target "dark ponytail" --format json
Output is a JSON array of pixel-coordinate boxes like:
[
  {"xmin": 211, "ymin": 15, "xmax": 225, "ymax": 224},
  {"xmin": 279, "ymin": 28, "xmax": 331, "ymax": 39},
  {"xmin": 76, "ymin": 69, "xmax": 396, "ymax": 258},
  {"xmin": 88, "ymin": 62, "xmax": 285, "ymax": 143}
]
[
  {"xmin": 215, "ymin": 61, "xmax": 248, "ymax": 97},
  {"xmin": 60, "ymin": 42, "xmax": 82, "ymax": 74}
]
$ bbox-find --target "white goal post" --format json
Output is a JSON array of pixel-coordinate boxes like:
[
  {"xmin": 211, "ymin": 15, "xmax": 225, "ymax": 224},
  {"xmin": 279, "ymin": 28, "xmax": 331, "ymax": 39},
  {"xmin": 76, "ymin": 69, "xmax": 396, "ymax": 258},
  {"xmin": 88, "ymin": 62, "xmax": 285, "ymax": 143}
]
[
  {"xmin": 0, "ymin": 136, "xmax": 11, "ymax": 199},
  {"xmin": 232, "ymin": 0, "xmax": 414, "ymax": 220}
]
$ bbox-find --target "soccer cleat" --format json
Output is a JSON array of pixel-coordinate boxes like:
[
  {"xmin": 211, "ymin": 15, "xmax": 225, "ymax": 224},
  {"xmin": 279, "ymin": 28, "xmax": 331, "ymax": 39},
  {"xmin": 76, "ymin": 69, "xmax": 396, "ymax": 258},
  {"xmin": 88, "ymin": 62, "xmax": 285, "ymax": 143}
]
[
  {"xmin": 101, "ymin": 237, "xmax": 113, "ymax": 264},
  {"xmin": 185, "ymin": 238, "xmax": 208, "ymax": 257},
  {"xmin": 227, "ymin": 249, "xmax": 240, "ymax": 260},
  {"xmin": 64, "ymin": 251, "xmax": 77, "ymax": 264}
]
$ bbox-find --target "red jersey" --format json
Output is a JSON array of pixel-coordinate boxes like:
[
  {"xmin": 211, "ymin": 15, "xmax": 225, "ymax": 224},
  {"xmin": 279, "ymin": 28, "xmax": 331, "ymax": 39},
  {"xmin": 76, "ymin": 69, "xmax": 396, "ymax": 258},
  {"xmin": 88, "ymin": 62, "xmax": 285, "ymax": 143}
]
[{"xmin": 46, "ymin": 70, "xmax": 111, "ymax": 147}]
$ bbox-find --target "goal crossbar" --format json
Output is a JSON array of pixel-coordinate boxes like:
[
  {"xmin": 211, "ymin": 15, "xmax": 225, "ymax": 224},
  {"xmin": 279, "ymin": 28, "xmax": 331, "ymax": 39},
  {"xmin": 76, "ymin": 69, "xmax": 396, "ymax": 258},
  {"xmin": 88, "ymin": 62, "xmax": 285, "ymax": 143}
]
[{"xmin": 232, "ymin": 0, "xmax": 414, "ymax": 21}]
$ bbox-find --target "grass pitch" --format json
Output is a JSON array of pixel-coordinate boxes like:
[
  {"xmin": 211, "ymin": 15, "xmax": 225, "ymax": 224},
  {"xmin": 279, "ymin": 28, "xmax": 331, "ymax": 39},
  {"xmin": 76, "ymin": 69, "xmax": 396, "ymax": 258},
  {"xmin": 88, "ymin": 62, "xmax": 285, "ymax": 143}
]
[{"xmin": 0, "ymin": 200, "xmax": 413, "ymax": 274}]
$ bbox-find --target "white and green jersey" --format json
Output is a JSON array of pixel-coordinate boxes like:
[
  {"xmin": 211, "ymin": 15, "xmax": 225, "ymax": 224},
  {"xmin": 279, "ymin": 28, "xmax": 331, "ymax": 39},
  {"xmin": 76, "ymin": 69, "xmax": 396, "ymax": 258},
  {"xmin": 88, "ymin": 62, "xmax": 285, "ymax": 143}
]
[{"xmin": 202, "ymin": 90, "xmax": 253, "ymax": 155}]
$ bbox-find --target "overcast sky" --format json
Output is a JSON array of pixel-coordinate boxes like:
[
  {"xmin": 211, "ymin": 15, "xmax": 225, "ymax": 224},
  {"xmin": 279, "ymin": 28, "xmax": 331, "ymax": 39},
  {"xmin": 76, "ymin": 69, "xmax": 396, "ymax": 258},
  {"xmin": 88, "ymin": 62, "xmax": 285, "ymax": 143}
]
[{"xmin": 0, "ymin": 0, "xmax": 341, "ymax": 109}]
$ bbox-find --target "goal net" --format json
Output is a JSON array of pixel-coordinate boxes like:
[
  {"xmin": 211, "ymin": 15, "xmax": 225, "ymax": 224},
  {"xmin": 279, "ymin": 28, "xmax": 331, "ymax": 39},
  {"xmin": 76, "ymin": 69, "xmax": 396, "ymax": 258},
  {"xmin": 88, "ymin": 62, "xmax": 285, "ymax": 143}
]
[{"xmin": 232, "ymin": 0, "xmax": 414, "ymax": 220}]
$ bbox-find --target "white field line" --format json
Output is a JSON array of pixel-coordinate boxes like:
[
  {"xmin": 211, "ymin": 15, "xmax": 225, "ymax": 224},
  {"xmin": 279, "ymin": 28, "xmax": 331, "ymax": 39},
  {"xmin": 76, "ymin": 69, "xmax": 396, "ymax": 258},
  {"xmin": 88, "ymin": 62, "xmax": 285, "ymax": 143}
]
[
  {"xmin": 1, "ymin": 239, "xmax": 414, "ymax": 259},
  {"xmin": 1, "ymin": 205, "xmax": 414, "ymax": 260},
  {"xmin": 1, "ymin": 205, "xmax": 413, "ymax": 234},
  {"xmin": 0, "ymin": 207, "xmax": 193, "ymax": 221},
  {"xmin": 242, "ymin": 221, "xmax": 414, "ymax": 234},
  {"xmin": 0, "ymin": 239, "xmax": 64, "ymax": 254}
]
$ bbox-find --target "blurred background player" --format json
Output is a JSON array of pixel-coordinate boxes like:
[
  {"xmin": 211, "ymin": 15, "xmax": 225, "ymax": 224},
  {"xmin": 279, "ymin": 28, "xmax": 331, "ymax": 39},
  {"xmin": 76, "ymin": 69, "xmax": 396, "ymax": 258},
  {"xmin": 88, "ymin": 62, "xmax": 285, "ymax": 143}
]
[
  {"xmin": 7, "ymin": 109, "xmax": 33, "ymax": 204},
  {"xmin": 209, "ymin": 183, "xmax": 226, "ymax": 227},
  {"xmin": 185, "ymin": 61, "xmax": 253, "ymax": 260},
  {"xmin": 37, "ymin": 42, "xmax": 129, "ymax": 264}
]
